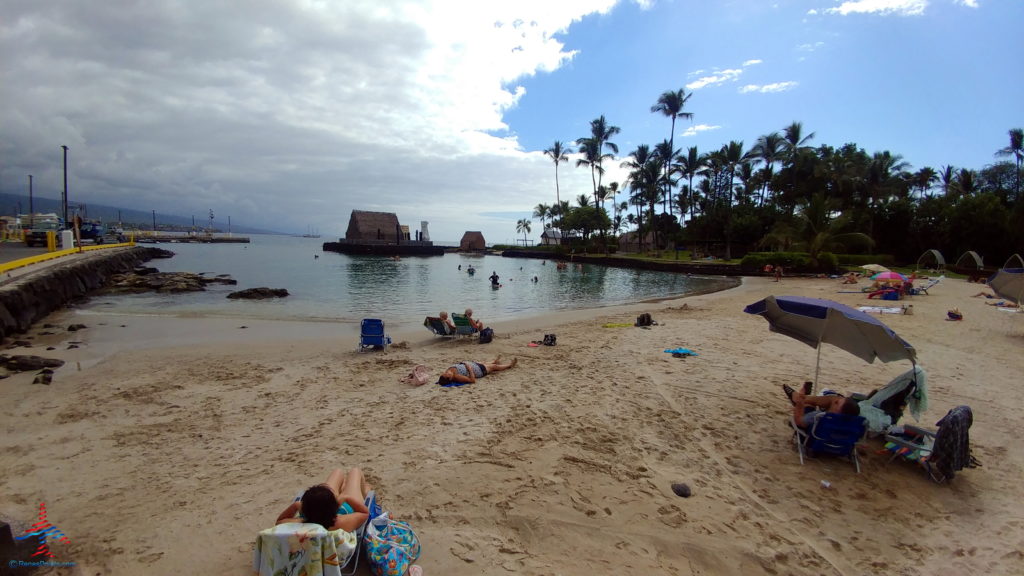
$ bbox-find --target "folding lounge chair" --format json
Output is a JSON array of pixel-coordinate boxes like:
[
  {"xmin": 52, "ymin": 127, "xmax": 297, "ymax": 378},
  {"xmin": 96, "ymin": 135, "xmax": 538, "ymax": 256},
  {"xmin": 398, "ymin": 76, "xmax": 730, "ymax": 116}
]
[
  {"xmin": 911, "ymin": 275, "xmax": 944, "ymax": 295},
  {"xmin": 884, "ymin": 405, "xmax": 979, "ymax": 483},
  {"xmin": 791, "ymin": 413, "xmax": 868, "ymax": 473},
  {"xmin": 423, "ymin": 316, "xmax": 455, "ymax": 338},
  {"xmin": 851, "ymin": 365, "xmax": 928, "ymax": 434},
  {"xmin": 358, "ymin": 319, "xmax": 391, "ymax": 352},
  {"xmin": 451, "ymin": 313, "xmax": 479, "ymax": 337}
]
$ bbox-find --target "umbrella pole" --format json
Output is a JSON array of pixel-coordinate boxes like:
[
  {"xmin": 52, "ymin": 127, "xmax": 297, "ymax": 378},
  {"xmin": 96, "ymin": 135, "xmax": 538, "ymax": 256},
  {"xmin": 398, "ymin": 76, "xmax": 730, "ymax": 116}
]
[{"xmin": 814, "ymin": 346, "xmax": 822, "ymax": 394}]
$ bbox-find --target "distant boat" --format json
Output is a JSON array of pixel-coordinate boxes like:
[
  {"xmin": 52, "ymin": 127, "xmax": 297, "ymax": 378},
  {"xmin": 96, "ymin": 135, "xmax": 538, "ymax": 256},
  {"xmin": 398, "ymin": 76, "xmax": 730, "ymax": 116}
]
[{"xmin": 302, "ymin": 225, "xmax": 321, "ymax": 238}]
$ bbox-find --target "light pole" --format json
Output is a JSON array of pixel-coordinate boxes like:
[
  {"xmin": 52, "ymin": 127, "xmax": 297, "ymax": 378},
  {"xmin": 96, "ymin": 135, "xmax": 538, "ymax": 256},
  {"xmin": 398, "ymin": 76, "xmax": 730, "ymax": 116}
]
[
  {"xmin": 28, "ymin": 174, "xmax": 33, "ymax": 215},
  {"xmin": 61, "ymin": 145, "xmax": 69, "ymax": 226}
]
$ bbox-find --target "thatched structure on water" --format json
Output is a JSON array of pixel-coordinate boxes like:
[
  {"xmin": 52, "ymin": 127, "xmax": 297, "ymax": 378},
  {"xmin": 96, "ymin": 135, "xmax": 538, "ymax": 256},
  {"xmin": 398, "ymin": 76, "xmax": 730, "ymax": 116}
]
[
  {"xmin": 345, "ymin": 210, "xmax": 405, "ymax": 242},
  {"xmin": 460, "ymin": 231, "xmax": 486, "ymax": 251}
]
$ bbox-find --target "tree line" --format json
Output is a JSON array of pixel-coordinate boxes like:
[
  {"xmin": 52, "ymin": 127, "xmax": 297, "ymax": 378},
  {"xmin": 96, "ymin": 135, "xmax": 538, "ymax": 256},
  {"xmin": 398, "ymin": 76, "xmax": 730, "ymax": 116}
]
[{"xmin": 527, "ymin": 90, "xmax": 1023, "ymax": 267}]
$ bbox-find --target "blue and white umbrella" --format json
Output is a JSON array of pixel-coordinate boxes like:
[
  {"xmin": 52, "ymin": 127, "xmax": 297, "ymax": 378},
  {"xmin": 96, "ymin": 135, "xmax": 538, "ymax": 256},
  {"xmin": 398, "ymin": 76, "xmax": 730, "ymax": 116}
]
[{"xmin": 744, "ymin": 295, "xmax": 916, "ymax": 387}]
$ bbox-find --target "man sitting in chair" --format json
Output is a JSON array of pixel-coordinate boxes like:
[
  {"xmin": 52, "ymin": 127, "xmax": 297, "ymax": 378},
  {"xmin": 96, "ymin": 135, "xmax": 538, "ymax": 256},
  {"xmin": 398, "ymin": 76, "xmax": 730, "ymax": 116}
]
[{"xmin": 784, "ymin": 383, "xmax": 860, "ymax": 429}]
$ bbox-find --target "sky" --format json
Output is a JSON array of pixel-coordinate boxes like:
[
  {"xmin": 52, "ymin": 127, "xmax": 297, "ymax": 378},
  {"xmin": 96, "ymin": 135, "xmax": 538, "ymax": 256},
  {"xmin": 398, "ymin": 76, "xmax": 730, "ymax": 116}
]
[{"xmin": 1, "ymin": 0, "xmax": 1020, "ymax": 244}]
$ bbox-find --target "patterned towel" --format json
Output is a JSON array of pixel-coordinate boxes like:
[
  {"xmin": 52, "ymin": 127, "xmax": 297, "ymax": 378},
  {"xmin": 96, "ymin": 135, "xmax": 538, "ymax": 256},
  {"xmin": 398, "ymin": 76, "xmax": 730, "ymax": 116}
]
[{"xmin": 253, "ymin": 522, "xmax": 358, "ymax": 576}]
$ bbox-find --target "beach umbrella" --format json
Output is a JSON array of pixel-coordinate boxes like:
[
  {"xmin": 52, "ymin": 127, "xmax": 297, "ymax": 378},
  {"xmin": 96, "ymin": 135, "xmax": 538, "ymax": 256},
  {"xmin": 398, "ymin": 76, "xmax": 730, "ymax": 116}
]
[
  {"xmin": 861, "ymin": 264, "xmax": 889, "ymax": 273},
  {"xmin": 743, "ymin": 295, "xmax": 916, "ymax": 388},
  {"xmin": 871, "ymin": 271, "xmax": 908, "ymax": 283},
  {"xmin": 988, "ymin": 268, "xmax": 1024, "ymax": 305}
]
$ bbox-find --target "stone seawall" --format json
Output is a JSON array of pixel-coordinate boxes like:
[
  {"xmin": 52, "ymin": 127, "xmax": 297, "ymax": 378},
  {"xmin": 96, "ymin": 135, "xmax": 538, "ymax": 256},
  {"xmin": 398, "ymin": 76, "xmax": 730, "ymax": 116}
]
[{"xmin": 0, "ymin": 247, "xmax": 171, "ymax": 342}]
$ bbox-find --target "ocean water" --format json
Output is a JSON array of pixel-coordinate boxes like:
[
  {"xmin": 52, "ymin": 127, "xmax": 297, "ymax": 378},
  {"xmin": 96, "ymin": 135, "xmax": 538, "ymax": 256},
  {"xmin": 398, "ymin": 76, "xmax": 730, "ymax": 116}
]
[{"xmin": 79, "ymin": 234, "xmax": 733, "ymax": 330}]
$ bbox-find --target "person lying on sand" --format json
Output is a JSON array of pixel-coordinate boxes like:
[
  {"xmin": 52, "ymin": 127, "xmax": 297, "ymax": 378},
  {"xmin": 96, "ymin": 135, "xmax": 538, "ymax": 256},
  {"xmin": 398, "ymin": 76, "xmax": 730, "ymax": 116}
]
[
  {"xmin": 972, "ymin": 291, "xmax": 996, "ymax": 299},
  {"xmin": 783, "ymin": 384, "xmax": 860, "ymax": 429},
  {"xmin": 438, "ymin": 357, "xmax": 517, "ymax": 385},
  {"xmin": 276, "ymin": 467, "xmax": 371, "ymax": 533},
  {"xmin": 986, "ymin": 300, "xmax": 1018, "ymax": 308}
]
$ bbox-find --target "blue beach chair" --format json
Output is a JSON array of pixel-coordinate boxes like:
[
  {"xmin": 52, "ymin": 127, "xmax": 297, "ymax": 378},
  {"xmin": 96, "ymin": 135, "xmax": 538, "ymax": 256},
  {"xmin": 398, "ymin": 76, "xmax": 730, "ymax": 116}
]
[
  {"xmin": 423, "ymin": 316, "xmax": 455, "ymax": 339},
  {"xmin": 791, "ymin": 413, "xmax": 868, "ymax": 473},
  {"xmin": 358, "ymin": 319, "xmax": 391, "ymax": 352}
]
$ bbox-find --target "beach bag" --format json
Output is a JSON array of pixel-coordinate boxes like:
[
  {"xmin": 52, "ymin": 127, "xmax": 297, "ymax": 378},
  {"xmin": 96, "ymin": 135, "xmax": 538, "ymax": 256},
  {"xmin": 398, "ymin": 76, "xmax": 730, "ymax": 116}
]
[
  {"xmin": 364, "ymin": 513, "xmax": 421, "ymax": 576},
  {"xmin": 402, "ymin": 365, "xmax": 431, "ymax": 386},
  {"xmin": 636, "ymin": 313, "xmax": 653, "ymax": 327},
  {"xmin": 542, "ymin": 333, "xmax": 557, "ymax": 346},
  {"xmin": 479, "ymin": 327, "xmax": 494, "ymax": 344}
]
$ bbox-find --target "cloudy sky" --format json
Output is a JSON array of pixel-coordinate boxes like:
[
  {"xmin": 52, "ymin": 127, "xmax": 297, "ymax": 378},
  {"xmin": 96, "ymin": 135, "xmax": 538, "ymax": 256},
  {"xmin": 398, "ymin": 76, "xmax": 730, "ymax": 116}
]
[{"xmin": 1, "ymin": 0, "xmax": 1020, "ymax": 244}]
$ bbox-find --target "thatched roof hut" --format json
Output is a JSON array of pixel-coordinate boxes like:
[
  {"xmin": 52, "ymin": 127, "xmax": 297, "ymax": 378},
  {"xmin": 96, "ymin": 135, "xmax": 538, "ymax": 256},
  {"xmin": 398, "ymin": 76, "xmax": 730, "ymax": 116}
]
[
  {"xmin": 459, "ymin": 231, "xmax": 486, "ymax": 251},
  {"xmin": 345, "ymin": 210, "xmax": 401, "ymax": 242}
]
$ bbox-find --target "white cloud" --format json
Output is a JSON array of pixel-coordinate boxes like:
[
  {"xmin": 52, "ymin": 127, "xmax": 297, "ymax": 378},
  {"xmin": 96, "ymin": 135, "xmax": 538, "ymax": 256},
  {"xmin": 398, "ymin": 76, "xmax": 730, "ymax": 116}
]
[
  {"xmin": 738, "ymin": 81, "xmax": 798, "ymax": 94},
  {"xmin": 955, "ymin": 0, "xmax": 978, "ymax": 7},
  {"xmin": 685, "ymin": 68, "xmax": 744, "ymax": 90},
  {"xmin": 807, "ymin": 8, "xmax": 819, "ymax": 14},
  {"xmin": 798, "ymin": 41, "xmax": 825, "ymax": 52},
  {"xmin": 826, "ymin": 0, "xmax": 928, "ymax": 16},
  {"xmin": 0, "ymin": 0, "xmax": 624, "ymax": 242},
  {"xmin": 680, "ymin": 124, "xmax": 721, "ymax": 137},
  {"xmin": 742, "ymin": 59, "xmax": 762, "ymax": 67}
]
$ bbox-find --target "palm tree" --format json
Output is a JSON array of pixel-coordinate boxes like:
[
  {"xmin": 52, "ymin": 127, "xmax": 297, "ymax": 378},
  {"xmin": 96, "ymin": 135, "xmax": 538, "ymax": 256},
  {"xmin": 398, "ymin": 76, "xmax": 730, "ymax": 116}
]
[
  {"xmin": 654, "ymin": 139, "xmax": 679, "ymax": 216},
  {"xmin": 584, "ymin": 115, "xmax": 620, "ymax": 202},
  {"xmin": 543, "ymin": 141, "xmax": 571, "ymax": 227},
  {"xmin": 910, "ymin": 167, "xmax": 937, "ymax": 199},
  {"xmin": 795, "ymin": 193, "xmax": 874, "ymax": 268},
  {"xmin": 575, "ymin": 137, "xmax": 602, "ymax": 201},
  {"xmin": 533, "ymin": 203, "xmax": 550, "ymax": 232},
  {"xmin": 516, "ymin": 218, "xmax": 532, "ymax": 246},
  {"xmin": 674, "ymin": 146, "xmax": 705, "ymax": 222},
  {"xmin": 750, "ymin": 131, "xmax": 785, "ymax": 207},
  {"xmin": 939, "ymin": 165, "xmax": 957, "ymax": 197},
  {"xmin": 782, "ymin": 122, "xmax": 816, "ymax": 207},
  {"xmin": 651, "ymin": 89, "xmax": 694, "ymax": 218},
  {"xmin": 996, "ymin": 128, "xmax": 1023, "ymax": 199}
]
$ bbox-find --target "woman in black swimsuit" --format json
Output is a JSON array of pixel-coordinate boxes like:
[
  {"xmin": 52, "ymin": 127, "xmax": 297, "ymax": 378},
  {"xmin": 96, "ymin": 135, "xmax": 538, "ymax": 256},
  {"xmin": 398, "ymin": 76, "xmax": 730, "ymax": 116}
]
[{"xmin": 437, "ymin": 357, "xmax": 517, "ymax": 385}]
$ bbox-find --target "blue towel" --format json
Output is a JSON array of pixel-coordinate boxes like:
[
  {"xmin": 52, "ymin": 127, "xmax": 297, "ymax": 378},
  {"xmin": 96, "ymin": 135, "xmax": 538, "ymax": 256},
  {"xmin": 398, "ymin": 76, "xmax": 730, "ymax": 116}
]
[{"xmin": 664, "ymin": 348, "xmax": 698, "ymax": 356}]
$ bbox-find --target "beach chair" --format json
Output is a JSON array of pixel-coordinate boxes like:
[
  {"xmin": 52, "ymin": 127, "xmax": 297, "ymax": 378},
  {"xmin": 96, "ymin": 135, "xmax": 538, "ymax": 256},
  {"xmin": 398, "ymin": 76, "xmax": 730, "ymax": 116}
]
[
  {"xmin": 423, "ymin": 316, "xmax": 455, "ymax": 339},
  {"xmin": 884, "ymin": 405, "xmax": 979, "ymax": 483},
  {"xmin": 791, "ymin": 413, "xmax": 868, "ymax": 473},
  {"xmin": 451, "ymin": 313, "xmax": 479, "ymax": 337},
  {"xmin": 911, "ymin": 275, "xmax": 944, "ymax": 295},
  {"xmin": 358, "ymin": 319, "xmax": 391, "ymax": 352},
  {"xmin": 253, "ymin": 490, "xmax": 377, "ymax": 576},
  {"xmin": 851, "ymin": 365, "xmax": 927, "ymax": 434}
]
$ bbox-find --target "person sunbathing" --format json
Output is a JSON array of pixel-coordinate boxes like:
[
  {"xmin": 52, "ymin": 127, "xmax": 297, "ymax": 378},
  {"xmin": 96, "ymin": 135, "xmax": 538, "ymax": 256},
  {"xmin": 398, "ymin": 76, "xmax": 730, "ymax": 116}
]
[
  {"xmin": 841, "ymin": 273, "xmax": 858, "ymax": 284},
  {"xmin": 783, "ymin": 384, "xmax": 860, "ymax": 429},
  {"xmin": 972, "ymin": 291, "xmax": 996, "ymax": 299},
  {"xmin": 276, "ymin": 468, "xmax": 371, "ymax": 533},
  {"xmin": 986, "ymin": 300, "xmax": 1018, "ymax": 308},
  {"xmin": 437, "ymin": 357, "xmax": 517, "ymax": 385}
]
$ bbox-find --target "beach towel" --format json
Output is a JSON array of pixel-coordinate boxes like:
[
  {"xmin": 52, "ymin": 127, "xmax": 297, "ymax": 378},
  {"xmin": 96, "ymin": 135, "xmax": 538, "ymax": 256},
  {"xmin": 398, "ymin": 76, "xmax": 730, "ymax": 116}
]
[
  {"xmin": 664, "ymin": 348, "xmax": 698, "ymax": 357},
  {"xmin": 857, "ymin": 306, "xmax": 903, "ymax": 315},
  {"xmin": 252, "ymin": 522, "xmax": 358, "ymax": 576}
]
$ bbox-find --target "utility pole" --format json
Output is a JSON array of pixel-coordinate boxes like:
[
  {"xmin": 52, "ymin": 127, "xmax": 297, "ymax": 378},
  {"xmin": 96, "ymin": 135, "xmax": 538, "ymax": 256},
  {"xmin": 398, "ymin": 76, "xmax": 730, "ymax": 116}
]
[
  {"xmin": 152, "ymin": 210, "xmax": 156, "ymax": 232},
  {"xmin": 28, "ymin": 174, "xmax": 33, "ymax": 215},
  {"xmin": 61, "ymin": 145, "xmax": 69, "ymax": 225}
]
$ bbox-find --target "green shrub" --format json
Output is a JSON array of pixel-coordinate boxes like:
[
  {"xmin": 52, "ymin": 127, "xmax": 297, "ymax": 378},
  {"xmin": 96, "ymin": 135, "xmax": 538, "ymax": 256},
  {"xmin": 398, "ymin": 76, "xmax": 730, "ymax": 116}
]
[{"xmin": 836, "ymin": 254, "xmax": 896, "ymax": 267}]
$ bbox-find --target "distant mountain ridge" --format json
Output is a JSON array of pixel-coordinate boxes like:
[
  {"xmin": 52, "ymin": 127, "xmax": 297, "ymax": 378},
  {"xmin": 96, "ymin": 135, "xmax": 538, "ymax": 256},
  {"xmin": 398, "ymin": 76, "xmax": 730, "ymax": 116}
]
[{"xmin": 0, "ymin": 192, "xmax": 284, "ymax": 235}]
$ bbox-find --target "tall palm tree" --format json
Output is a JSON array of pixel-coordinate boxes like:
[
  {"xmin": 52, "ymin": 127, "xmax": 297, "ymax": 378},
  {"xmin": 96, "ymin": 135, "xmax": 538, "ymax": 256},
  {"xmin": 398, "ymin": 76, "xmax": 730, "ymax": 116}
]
[
  {"xmin": 750, "ymin": 131, "xmax": 785, "ymax": 207},
  {"xmin": 654, "ymin": 139, "xmax": 679, "ymax": 216},
  {"xmin": 674, "ymin": 146, "xmax": 705, "ymax": 222},
  {"xmin": 996, "ymin": 128, "xmax": 1023, "ymax": 199},
  {"xmin": 796, "ymin": 193, "xmax": 874, "ymax": 267},
  {"xmin": 910, "ymin": 167, "xmax": 937, "ymax": 199},
  {"xmin": 651, "ymin": 89, "xmax": 694, "ymax": 218},
  {"xmin": 782, "ymin": 122, "xmax": 816, "ymax": 207},
  {"xmin": 543, "ymin": 141, "xmax": 571, "ymax": 227},
  {"xmin": 575, "ymin": 137, "xmax": 602, "ymax": 201},
  {"xmin": 516, "ymin": 218, "xmax": 532, "ymax": 246},
  {"xmin": 533, "ymin": 203, "xmax": 550, "ymax": 232},
  {"xmin": 939, "ymin": 165, "xmax": 957, "ymax": 197},
  {"xmin": 583, "ymin": 115, "xmax": 620, "ymax": 203}
]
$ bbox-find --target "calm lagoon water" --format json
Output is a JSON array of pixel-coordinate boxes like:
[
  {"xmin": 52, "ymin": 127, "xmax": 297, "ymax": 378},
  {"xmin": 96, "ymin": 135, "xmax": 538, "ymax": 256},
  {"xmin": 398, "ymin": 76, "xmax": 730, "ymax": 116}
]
[{"xmin": 79, "ymin": 234, "xmax": 733, "ymax": 331}]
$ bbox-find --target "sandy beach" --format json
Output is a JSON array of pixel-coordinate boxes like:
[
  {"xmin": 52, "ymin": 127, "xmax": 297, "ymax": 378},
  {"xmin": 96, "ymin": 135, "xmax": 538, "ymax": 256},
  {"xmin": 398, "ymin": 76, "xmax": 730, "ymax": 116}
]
[{"xmin": 1, "ymin": 275, "xmax": 1022, "ymax": 575}]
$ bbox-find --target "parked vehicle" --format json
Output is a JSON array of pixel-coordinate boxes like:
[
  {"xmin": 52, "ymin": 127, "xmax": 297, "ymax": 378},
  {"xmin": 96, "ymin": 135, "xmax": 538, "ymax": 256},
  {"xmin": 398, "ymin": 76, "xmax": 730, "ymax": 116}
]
[
  {"xmin": 77, "ymin": 220, "xmax": 106, "ymax": 244},
  {"xmin": 20, "ymin": 213, "xmax": 64, "ymax": 248}
]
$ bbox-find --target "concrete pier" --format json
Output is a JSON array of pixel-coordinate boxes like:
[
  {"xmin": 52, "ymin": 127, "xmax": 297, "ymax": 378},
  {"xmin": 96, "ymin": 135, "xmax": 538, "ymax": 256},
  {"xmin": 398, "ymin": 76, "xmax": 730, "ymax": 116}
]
[{"xmin": 0, "ymin": 246, "xmax": 171, "ymax": 342}]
